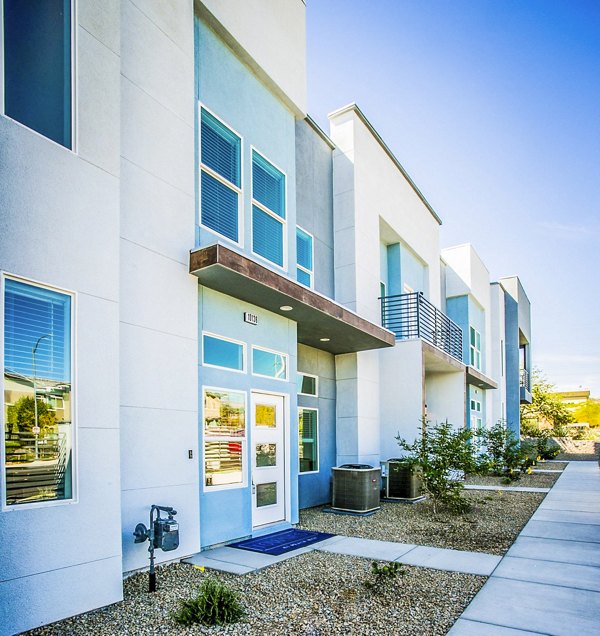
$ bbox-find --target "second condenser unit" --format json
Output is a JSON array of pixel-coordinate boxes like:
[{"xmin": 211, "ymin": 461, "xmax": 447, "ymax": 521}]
[{"xmin": 331, "ymin": 464, "xmax": 381, "ymax": 513}]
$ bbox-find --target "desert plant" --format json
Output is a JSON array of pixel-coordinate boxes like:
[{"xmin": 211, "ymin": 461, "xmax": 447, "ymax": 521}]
[
  {"xmin": 364, "ymin": 561, "xmax": 406, "ymax": 592},
  {"xmin": 397, "ymin": 419, "xmax": 476, "ymax": 515},
  {"xmin": 173, "ymin": 578, "xmax": 244, "ymax": 627},
  {"xmin": 481, "ymin": 421, "xmax": 536, "ymax": 481},
  {"xmin": 534, "ymin": 431, "xmax": 560, "ymax": 459}
]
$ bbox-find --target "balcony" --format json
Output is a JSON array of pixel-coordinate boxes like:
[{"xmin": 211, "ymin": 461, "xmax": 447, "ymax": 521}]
[
  {"xmin": 520, "ymin": 368, "xmax": 533, "ymax": 404},
  {"xmin": 380, "ymin": 292, "xmax": 463, "ymax": 362}
]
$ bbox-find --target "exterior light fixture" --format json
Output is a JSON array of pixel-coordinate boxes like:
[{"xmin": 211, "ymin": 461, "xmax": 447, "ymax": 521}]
[
  {"xmin": 280, "ymin": 305, "xmax": 293, "ymax": 311},
  {"xmin": 319, "ymin": 337, "xmax": 330, "ymax": 342}
]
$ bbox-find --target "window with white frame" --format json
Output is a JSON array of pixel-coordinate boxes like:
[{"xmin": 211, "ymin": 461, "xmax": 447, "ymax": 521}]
[
  {"xmin": 296, "ymin": 227, "xmax": 313, "ymax": 287},
  {"xmin": 252, "ymin": 150, "xmax": 286, "ymax": 267},
  {"xmin": 252, "ymin": 346, "xmax": 288, "ymax": 380},
  {"xmin": 202, "ymin": 333, "xmax": 245, "ymax": 372},
  {"xmin": 298, "ymin": 407, "xmax": 318, "ymax": 473},
  {"xmin": 3, "ymin": 276, "xmax": 74, "ymax": 506},
  {"xmin": 469, "ymin": 326, "xmax": 481, "ymax": 370},
  {"xmin": 2, "ymin": 0, "xmax": 74, "ymax": 149},
  {"xmin": 470, "ymin": 399, "xmax": 482, "ymax": 429},
  {"xmin": 297, "ymin": 372, "xmax": 318, "ymax": 397},
  {"xmin": 203, "ymin": 388, "xmax": 246, "ymax": 488},
  {"xmin": 200, "ymin": 108, "xmax": 241, "ymax": 242}
]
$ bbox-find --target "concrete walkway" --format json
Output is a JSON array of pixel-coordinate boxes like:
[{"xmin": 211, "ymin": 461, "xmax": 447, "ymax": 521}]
[
  {"xmin": 185, "ymin": 534, "xmax": 501, "ymax": 576},
  {"xmin": 448, "ymin": 461, "xmax": 600, "ymax": 636}
]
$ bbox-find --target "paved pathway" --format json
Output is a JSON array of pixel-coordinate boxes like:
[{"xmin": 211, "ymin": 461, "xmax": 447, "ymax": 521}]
[{"xmin": 448, "ymin": 461, "xmax": 600, "ymax": 636}]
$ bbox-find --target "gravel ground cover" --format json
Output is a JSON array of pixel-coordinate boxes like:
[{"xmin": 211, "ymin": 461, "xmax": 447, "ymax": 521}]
[
  {"xmin": 464, "ymin": 470, "xmax": 560, "ymax": 488},
  {"xmin": 27, "ymin": 553, "xmax": 485, "ymax": 636},
  {"xmin": 555, "ymin": 440, "xmax": 599, "ymax": 461},
  {"xmin": 299, "ymin": 489, "xmax": 544, "ymax": 555}
]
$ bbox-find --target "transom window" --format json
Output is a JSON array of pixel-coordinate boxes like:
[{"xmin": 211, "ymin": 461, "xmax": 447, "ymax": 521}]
[
  {"xmin": 200, "ymin": 108, "xmax": 241, "ymax": 243},
  {"xmin": 252, "ymin": 346, "xmax": 288, "ymax": 381},
  {"xmin": 2, "ymin": 0, "xmax": 74, "ymax": 149},
  {"xmin": 202, "ymin": 333, "xmax": 245, "ymax": 372},
  {"xmin": 252, "ymin": 150, "xmax": 286, "ymax": 267},
  {"xmin": 203, "ymin": 388, "xmax": 246, "ymax": 489},
  {"xmin": 298, "ymin": 407, "xmax": 318, "ymax": 473},
  {"xmin": 3, "ymin": 276, "xmax": 74, "ymax": 507},
  {"xmin": 297, "ymin": 372, "xmax": 318, "ymax": 397},
  {"xmin": 296, "ymin": 227, "xmax": 313, "ymax": 287},
  {"xmin": 469, "ymin": 326, "xmax": 481, "ymax": 370}
]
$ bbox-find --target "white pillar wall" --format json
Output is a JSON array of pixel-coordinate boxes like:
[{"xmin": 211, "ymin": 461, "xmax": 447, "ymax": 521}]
[{"xmin": 425, "ymin": 371, "xmax": 466, "ymax": 429}]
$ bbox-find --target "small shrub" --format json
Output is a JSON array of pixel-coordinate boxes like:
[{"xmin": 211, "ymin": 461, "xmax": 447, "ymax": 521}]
[
  {"xmin": 173, "ymin": 578, "xmax": 244, "ymax": 626},
  {"xmin": 364, "ymin": 561, "xmax": 406, "ymax": 592},
  {"xmin": 535, "ymin": 432, "xmax": 560, "ymax": 460},
  {"xmin": 481, "ymin": 421, "xmax": 535, "ymax": 480},
  {"xmin": 397, "ymin": 419, "xmax": 476, "ymax": 515}
]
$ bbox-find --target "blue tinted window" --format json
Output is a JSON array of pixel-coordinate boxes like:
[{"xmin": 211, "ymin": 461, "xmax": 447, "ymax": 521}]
[
  {"xmin": 252, "ymin": 348, "xmax": 287, "ymax": 380},
  {"xmin": 252, "ymin": 206, "xmax": 283, "ymax": 267},
  {"xmin": 3, "ymin": 0, "xmax": 72, "ymax": 148},
  {"xmin": 201, "ymin": 171, "xmax": 239, "ymax": 242},
  {"xmin": 296, "ymin": 228, "xmax": 312, "ymax": 270},
  {"xmin": 200, "ymin": 110, "xmax": 240, "ymax": 186},
  {"xmin": 252, "ymin": 152, "xmax": 285, "ymax": 219},
  {"xmin": 203, "ymin": 335, "xmax": 244, "ymax": 371},
  {"xmin": 297, "ymin": 268, "xmax": 311, "ymax": 287}
]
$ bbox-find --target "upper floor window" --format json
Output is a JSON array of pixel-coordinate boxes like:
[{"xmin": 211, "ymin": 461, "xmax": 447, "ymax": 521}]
[
  {"xmin": 2, "ymin": 0, "xmax": 73, "ymax": 149},
  {"xmin": 296, "ymin": 227, "xmax": 313, "ymax": 287},
  {"xmin": 469, "ymin": 326, "xmax": 481, "ymax": 370},
  {"xmin": 252, "ymin": 150, "xmax": 286, "ymax": 268},
  {"xmin": 252, "ymin": 346, "xmax": 288, "ymax": 381},
  {"xmin": 200, "ymin": 108, "xmax": 241, "ymax": 243},
  {"xmin": 3, "ymin": 276, "xmax": 74, "ymax": 507}
]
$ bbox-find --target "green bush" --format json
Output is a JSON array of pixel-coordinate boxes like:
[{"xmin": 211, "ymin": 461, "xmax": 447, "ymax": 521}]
[
  {"xmin": 535, "ymin": 432, "xmax": 560, "ymax": 459},
  {"xmin": 481, "ymin": 421, "xmax": 536, "ymax": 481},
  {"xmin": 397, "ymin": 420, "xmax": 476, "ymax": 515},
  {"xmin": 173, "ymin": 578, "xmax": 244, "ymax": 627},
  {"xmin": 364, "ymin": 561, "xmax": 406, "ymax": 592}
]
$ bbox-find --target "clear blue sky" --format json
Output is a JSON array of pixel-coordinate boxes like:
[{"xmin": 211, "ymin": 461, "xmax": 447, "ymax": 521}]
[{"xmin": 306, "ymin": 0, "xmax": 600, "ymax": 396}]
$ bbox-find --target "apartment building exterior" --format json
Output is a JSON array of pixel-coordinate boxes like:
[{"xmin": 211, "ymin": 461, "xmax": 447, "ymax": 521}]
[{"xmin": 0, "ymin": 1, "xmax": 531, "ymax": 634}]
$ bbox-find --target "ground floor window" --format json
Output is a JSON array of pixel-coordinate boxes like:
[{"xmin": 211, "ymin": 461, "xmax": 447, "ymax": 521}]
[
  {"xmin": 298, "ymin": 407, "xmax": 318, "ymax": 473},
  {"xmin": 203, "ymin": 388, "xmax": 246, "ymax": 488},
  {"xmin": 3, "ymin": 276, "xmax": 74, "ymax": 506},
  {"xmin": 252, "ymin": 346, "xmax": 288, "ymax": 380}
]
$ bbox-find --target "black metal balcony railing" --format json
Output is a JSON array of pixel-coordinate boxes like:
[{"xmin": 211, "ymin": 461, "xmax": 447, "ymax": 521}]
[
  {"xmin": 520, "ymin": 368, "xmax": 530, "ymax": 391},
  {"xmin": 380, "ymin": 292, "xmax": 463, "ymax": 362}
]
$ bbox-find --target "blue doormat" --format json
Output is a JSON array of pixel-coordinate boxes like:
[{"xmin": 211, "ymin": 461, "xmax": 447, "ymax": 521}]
[{"xmin": 229, "ymin": 528, "xmax": 334, "ymax": 556}]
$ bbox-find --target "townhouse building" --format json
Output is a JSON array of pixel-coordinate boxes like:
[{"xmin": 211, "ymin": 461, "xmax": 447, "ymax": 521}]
[{"xmin": 0, "ymin": 1, "xmax": 531, "ymax": 633}]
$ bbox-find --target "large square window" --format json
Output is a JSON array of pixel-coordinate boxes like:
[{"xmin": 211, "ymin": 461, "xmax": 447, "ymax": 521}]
[
  {"xmin": 3, "ymin": 0, "xmax": 73, "ymax": 148},
  {"xmin": 251, "ymin": 150, "xmax": 286, "ymax": 267},
  {"xmin": 203, "ymin": 388, "xmax": 246, "ymax": 488},
  {"xmin": 200, "ymin": 108, "xmax": 241, "ymax": 242},
  {"xmin": 3, "ymin": 277, "xmax": 74, "ymax": 506}
]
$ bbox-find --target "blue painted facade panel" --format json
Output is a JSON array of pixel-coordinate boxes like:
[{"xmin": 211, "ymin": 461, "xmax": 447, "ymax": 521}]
[
  {"xmin": 504, "ymin": 293, "xmax": 521, "ymax": 436},
  {"xmin": 196, "ymin": 20, "xmax": 297, "ymax": 273},
  {"xmin": 198, "ymin": 287, "xmax": 299, "ymax": 548}
]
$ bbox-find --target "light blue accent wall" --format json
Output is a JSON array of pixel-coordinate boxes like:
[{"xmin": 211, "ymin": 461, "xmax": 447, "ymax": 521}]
[
  {"xmin": 297, "ymin": 344, "xmax": 336, "ymax": 509},
  {"xmin": 199, "ymin": 287, "xmax": 299, "ymax": 548},
  {"xmin": 504, "ymin": 293, "xmax": 521, "ymax": 436},
  {"xmin": 400, "ymin": 243, "xmax": 427, "ymax": 295},
  {"xmin": 196, "ymin": 19, "xmax": 297, "ymax": 274},
  {"xmin": 386, "ymin": 243, "xmax": 402, "ymax": 296},
  {"xmin": 295, "ymin": 120, "xmax": 334, "ymax": 297},
  {"xmin": 446, "ymin": 295, "xmax": 469, "ymax": 363},
  {"xmin": 468, "ymin": 297, "xmax": 486, "ymax": 370}
]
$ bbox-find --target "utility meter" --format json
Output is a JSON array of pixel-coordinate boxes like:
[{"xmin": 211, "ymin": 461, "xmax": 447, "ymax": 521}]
[{"xmin": 154, "ymin": 516, "xmax": 179, "ymax": 551}]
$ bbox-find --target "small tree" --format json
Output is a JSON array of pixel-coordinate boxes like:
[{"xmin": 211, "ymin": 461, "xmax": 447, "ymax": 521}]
[
  {"xmin": 481, "ymin": 421, "xmax": 535, "ymax": 481},
  {"xmin": 396, "ymin": 420, "xmax": 476, "ymax": 515},
  {"xmin": 521, "ymin": 370, "xmax": 573, "ymax": 436}
]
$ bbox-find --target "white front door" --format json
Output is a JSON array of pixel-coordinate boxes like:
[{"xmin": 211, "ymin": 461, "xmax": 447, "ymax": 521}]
[{"xmin": 251, "ymin": 392, "xmax": 286, "ymax": 527}]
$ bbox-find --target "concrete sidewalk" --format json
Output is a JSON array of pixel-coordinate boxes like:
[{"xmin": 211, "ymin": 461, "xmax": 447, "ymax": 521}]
[{"xmin": 448, "ymin": 461, "xmax": 600, "ymax": 636}]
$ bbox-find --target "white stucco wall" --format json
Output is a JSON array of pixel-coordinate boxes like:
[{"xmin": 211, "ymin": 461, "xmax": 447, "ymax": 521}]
[
  {"xmin": 198, "ymin": 0, "xmax": 306, "ymax": 115},
  {"xmin": 119, "ymin": 0, "xmax": 199, "ymax": 573},
  {"xmin": 425, "ymin": 372, "xmax": 466, "ymax": 429},
  {"xmin": 0, "ymin": 2, "xmax": 123, "ymax": 632}
]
